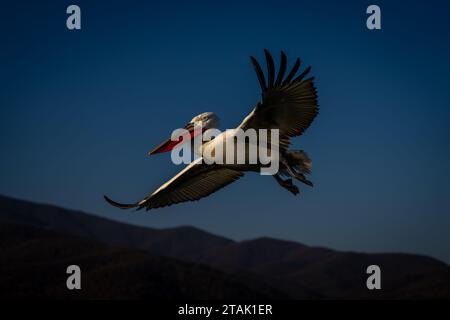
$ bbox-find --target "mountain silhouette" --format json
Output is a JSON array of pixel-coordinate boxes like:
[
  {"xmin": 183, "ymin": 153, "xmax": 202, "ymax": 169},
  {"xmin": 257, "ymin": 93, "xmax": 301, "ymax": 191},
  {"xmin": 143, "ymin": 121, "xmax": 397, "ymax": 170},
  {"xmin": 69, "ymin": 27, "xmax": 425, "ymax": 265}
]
[
  {"xmin": 0, "ymin": 222, "xmax": 286, "ymax": 299},
  {"xmin": 0, "ymin": 194, "xmax": 449, "ymax": 299}
]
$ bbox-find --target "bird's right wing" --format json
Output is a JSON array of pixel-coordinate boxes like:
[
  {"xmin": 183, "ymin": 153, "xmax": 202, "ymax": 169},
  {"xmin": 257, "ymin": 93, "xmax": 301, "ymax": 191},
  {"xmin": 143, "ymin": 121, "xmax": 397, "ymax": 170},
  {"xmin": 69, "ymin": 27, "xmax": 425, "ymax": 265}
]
[
  {"xmin": 104, "ymin": 158, "xmax": 244, "ymax": 211},
  {"xmin": 239, "ymin": 50, "xmax": 319, "ymax": 152}
]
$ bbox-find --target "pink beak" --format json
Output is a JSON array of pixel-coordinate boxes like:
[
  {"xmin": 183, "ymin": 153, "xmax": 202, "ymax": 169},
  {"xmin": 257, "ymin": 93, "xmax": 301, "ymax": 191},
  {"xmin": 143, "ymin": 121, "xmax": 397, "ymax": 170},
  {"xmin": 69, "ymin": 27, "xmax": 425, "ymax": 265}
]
[{"xmin": 148, "ymin": 122, "xmax": 202, "ymax": 155}]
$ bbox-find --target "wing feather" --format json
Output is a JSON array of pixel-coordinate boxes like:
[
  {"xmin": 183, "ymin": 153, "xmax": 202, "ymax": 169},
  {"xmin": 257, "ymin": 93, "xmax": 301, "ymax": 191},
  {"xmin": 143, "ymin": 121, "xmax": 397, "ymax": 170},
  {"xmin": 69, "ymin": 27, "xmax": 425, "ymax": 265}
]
[
  {"xmin": 104, "ymin": 158, "xmax": 244, "ymax": 211},
  {"xmin": 274, "ymin": 51, "xmax": 287, "ymax": 86},
  {"xmin": 264, "ymin": 49, "xmax": 275, "ymax": 88},
  {"xmin": 240, "ymin": 50, "xmax": 319, "ymax": 152},
  {"xmin": 283, "ymin": 57, "xmax": 300, "ymax": 85},
  {"xmin": 250, "ymin": 56, "xmax": 267, "ymax": 92}
]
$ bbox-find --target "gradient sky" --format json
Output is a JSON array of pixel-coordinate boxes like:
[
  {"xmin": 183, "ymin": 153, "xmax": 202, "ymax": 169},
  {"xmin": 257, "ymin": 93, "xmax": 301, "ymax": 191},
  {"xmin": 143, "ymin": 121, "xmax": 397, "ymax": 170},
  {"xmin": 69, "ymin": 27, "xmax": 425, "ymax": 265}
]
[{"xmin": 1, "ymin": 0, "xmax": 450, "ymax": 262}]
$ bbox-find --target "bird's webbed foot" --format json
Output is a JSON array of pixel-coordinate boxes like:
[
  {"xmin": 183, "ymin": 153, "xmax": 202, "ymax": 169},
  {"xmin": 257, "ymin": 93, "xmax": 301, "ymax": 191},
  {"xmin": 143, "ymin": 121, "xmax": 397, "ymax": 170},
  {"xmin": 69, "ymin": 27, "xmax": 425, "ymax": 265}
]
[{"xmin": 274, "ymin": 175, "xmax": 299, "ymax": 196}]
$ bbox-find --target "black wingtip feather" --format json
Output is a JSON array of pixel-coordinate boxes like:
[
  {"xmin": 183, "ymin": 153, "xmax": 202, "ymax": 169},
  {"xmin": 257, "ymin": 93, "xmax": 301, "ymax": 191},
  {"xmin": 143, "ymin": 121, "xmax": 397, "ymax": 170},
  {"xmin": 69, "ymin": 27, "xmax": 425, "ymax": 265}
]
[
  {"xmin": 250, "ymin": 56, "xmax": 267, "ymax": 92},
  {"xmin": 275, "ymin": 51, "xmax": 287, "ymax": 86},
  {"xmin": 264, "ymin": 49, "xmax": 275, "ymax": 88},
  {"xmin": 104, "ymin": 195, "xmax": 137, "ymax": 209},
  {"xmin": 294, "ymin": 66, "xmax": 311, "ymax": 83},
  {"xmin": 283, "ymin": 58, "xmax": 301, "ymax": 84}
]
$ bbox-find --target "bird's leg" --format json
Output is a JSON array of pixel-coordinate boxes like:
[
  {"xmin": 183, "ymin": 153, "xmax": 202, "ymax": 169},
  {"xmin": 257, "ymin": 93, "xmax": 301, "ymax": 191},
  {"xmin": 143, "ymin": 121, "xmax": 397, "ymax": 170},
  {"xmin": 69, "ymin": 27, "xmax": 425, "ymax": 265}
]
[
  {"xmin": 274, "ymin": 174, "xmax": 299, "ymax": 195},
  {"xmin": 282, "ymin": 161, "xmax": 314, "ymax": 187}
]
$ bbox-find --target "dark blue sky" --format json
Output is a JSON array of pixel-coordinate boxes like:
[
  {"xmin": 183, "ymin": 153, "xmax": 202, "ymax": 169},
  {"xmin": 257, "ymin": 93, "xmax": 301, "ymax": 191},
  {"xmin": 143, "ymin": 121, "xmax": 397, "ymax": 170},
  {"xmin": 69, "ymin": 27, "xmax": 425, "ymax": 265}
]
[{"xmin": 1, "ymin": 0, "xmax": 450, "ymax": 262}]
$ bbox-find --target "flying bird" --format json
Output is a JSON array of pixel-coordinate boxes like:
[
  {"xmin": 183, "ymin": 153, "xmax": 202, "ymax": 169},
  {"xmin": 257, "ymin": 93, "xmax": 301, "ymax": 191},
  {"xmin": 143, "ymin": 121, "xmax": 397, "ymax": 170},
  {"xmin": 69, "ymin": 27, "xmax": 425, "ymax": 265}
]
[{"xmin": 104, "ymin": 50, "xmax": 319, "ymax": 210}]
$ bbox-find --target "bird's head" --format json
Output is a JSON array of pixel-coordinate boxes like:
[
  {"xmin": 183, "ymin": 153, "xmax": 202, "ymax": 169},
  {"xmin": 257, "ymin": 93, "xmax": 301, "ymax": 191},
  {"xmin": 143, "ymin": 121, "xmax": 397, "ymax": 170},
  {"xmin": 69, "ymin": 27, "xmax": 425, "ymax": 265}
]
[
  {"xmin": 148, "ymin": 112, "xmax": 220, "ymax": 155},
  {"xmin": 189, "ymin": 112, "xmax": 220, "ymax": 130}
]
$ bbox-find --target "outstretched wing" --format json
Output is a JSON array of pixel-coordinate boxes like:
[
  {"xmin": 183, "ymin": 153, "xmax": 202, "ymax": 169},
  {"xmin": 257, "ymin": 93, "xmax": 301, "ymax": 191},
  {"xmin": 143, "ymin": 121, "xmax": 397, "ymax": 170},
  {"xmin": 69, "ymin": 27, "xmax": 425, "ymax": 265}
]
[
  {"xmin": 104, "ymin": 158, "xmax": 244, "ymax": 211},
  {"xmin": 239, "ymin": 49, "xmax": 319, "ymax": 152}
]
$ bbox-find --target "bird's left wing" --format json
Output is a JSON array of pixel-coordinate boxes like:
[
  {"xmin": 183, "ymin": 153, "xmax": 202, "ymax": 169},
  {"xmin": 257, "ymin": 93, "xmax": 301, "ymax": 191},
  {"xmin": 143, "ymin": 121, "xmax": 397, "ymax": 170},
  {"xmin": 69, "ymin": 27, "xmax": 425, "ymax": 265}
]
[
  {"xmin": 239, "ymin": 50, "xmax": 319, "ymax": 152},
  {"xmin": 104, "ymin": 158, "xmax": 244, "ymax": 211}
]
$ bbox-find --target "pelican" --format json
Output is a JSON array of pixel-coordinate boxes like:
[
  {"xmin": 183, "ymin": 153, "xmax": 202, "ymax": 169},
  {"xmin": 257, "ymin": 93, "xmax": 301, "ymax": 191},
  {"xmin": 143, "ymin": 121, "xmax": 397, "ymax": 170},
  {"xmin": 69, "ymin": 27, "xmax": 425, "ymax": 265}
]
[{"xmin": 104, "ymin": 50, "xmax": 319, "ymax": 210}]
